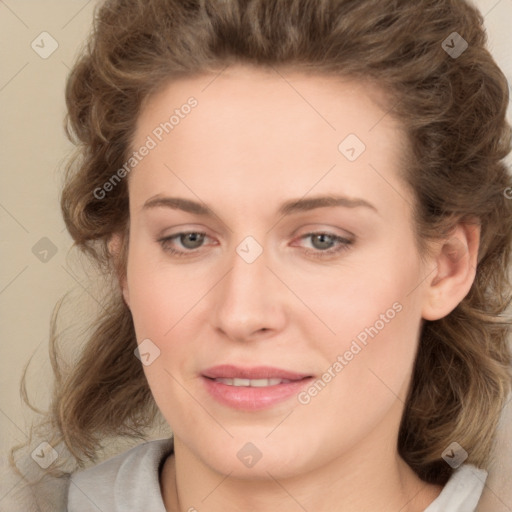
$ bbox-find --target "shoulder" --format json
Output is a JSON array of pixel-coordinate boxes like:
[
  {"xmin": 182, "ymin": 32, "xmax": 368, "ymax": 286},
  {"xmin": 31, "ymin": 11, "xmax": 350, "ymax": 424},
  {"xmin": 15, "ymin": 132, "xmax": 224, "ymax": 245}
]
[
  {"xmin": 67, "ymin": 437, "xmax": 173, "ymax": 512},
  {"xmin": 425, "ymin": 464, "xmax": 488, "ymax": 512}
]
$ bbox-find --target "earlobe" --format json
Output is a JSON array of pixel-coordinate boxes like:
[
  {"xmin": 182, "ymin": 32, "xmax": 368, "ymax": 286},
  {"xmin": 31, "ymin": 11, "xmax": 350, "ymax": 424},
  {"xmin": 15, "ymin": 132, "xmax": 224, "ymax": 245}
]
[
  {"xmin": 119, "ymin": 272, "xmax": 130, "ymax": 309},
  {"xmin": 421, "ymin": 222, "xmax": 480, "ymax": 321},
  {"xmin": 108, "ymin": 233, "xmax": 130, "ymax": 308}
]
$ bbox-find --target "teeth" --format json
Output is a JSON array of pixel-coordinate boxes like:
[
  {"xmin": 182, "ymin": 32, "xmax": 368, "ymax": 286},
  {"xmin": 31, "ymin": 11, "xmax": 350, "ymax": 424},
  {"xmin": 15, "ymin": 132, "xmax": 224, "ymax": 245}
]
[{"xmin": 214, "ymin": 377, "xmax": 291, "ymax": 387}]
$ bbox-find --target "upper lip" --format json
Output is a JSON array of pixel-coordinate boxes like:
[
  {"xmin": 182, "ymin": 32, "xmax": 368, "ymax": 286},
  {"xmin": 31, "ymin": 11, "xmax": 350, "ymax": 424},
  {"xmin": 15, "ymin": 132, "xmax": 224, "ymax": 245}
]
[{"xmin": 202, "ymin": 365, "xmax": 311, "ymax": 381}]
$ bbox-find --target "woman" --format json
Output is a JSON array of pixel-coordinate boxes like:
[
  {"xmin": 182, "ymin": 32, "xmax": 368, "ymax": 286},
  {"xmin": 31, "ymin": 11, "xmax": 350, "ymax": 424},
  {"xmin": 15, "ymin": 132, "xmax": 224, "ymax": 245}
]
[{"xmin": 12, "ymin": 0, "xmax": 512, "ymax": 511}]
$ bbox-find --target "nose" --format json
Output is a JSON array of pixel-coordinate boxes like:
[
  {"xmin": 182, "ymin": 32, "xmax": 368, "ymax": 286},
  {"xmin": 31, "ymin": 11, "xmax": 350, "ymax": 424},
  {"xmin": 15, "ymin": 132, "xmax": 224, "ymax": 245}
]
[{"xmin": 211, "ymin": 240, "xmax": 288, "ymax": 343}]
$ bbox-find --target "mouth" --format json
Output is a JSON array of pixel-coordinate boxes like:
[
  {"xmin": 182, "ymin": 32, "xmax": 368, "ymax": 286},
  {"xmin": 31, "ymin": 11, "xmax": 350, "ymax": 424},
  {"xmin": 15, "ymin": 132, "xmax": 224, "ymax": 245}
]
[
  {"xmin": 201, "ymin": 365, "xmax": 313, "ymax": 410},
  {"xmin": 201, "ymin": 364, "xmax": 311, "ymax": 381},
  {"xmin": 206, "ymin": 377, "xmax": 295, "ymax": 387}
]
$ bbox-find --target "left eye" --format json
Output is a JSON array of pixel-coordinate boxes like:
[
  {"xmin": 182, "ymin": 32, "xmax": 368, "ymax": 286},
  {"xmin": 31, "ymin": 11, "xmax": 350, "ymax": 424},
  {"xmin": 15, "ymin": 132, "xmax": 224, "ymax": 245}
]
[
  {"xmin": 157, "ymin": 231, "xmax": 353, "ymax": 258},
  {"xmin": 296, "ymin": 232, "xmax": 353, "ymax": 258}
]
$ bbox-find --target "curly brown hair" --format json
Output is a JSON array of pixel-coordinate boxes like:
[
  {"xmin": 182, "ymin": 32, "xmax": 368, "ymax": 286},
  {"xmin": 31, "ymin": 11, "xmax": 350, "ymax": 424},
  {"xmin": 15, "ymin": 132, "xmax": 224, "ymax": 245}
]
[{"xmin": 12, "ymin": 0, "xmax": 512, "ymax": 488}]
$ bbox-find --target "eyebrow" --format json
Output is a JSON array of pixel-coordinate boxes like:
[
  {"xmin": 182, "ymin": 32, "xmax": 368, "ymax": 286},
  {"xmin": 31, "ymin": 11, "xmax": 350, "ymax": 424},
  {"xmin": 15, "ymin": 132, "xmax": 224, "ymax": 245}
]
[{"xmin": 142, "ymin": 194, "xmax": 377, "ymax": 217}]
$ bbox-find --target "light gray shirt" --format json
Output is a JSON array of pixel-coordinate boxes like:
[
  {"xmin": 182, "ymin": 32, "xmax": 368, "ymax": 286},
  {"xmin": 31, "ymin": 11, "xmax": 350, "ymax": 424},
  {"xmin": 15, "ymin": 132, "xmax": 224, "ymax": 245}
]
[{"xmin": 67, "ymin": 438, "xmax": 487, "ymax": 512}]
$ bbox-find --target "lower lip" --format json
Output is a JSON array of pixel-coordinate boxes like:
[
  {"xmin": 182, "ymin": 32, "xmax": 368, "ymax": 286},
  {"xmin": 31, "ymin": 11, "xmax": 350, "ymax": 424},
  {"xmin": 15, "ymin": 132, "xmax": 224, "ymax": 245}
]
[{"xmin": 201, "ymin": 376, "xmax": 313, "ymax": 411}]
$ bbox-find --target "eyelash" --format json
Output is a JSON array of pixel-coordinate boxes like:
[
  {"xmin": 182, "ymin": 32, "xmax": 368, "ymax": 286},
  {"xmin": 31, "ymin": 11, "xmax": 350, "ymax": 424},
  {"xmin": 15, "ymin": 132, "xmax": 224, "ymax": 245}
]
[{"xmin": 157, "ymin": 231, "xmax": 353, "ymax": 260}]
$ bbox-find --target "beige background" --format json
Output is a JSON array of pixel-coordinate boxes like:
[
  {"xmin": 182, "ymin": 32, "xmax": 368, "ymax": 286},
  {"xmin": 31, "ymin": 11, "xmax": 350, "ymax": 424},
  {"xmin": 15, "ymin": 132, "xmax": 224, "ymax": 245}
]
[{"xmin": 1, "ymin": 0, "xmax": 511, "ymax": 510}]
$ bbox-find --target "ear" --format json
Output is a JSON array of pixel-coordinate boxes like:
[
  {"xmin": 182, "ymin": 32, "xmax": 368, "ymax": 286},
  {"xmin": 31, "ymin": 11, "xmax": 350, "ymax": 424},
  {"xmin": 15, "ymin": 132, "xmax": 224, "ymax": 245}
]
[
  {"xmin": 421, "ymin": 221, "xmax": 480, "ymax": 321},
  {"xmin": 108, "ymin": 232, "xmax": 130, "ymax": 308}
]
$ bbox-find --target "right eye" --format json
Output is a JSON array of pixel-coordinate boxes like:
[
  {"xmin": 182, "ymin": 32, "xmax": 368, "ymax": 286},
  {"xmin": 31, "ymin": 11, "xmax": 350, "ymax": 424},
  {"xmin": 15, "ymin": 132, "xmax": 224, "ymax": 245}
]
[{"xmin": 157, "ymin": 231, "xmax": 211, "ymax": 257}]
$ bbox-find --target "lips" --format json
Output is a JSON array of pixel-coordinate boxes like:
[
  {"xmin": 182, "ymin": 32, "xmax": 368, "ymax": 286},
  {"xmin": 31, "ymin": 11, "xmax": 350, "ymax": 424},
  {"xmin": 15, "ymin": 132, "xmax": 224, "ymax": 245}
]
[
  {"xmin": 201, "ymin": 365, "xmax": 313, "ymax": 410},
  {"xmin": 201, "ymin": 364, "xmax": 311, "ymax": 381}
]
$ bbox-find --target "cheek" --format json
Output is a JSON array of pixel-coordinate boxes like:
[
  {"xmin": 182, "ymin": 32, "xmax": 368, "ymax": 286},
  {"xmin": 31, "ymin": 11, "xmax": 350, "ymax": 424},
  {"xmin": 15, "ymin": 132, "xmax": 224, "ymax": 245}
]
[
  {"xmin": 125, "ymin": 246, "xmax": 211, "ymax": 401},
  {"xmin": 297, "ymin": 245, "xmax": 423, "ymax": 353},
  {"xmin": 297, "ymin": 250, "xmax": 424, "ymax": 416},
  {"xmin": 310, "ymin": 294, "xmax": 419, "ymax": 394},
  {"xmin": 125, "ymin": 244, "xmax": 204, "ymax": 339}
]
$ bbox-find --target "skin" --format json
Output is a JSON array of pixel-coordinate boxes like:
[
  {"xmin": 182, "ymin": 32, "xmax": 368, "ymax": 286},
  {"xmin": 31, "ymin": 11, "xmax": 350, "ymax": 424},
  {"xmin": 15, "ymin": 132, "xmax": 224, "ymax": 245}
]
[{"xmin": 114, "ymin": 64, "xmax": 480, "ymax": 512}]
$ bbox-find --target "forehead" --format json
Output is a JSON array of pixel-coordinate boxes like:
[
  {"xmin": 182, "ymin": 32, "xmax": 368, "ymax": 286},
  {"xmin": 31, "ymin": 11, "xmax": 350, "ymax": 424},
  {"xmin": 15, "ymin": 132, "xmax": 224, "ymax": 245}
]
[
  {"xmin": 129, "ymin": 65, "xmax": 411, "ymax": 219},
  {"xmin": 135, "ymin": 64, "xmax": 397, "ymax": 143}
]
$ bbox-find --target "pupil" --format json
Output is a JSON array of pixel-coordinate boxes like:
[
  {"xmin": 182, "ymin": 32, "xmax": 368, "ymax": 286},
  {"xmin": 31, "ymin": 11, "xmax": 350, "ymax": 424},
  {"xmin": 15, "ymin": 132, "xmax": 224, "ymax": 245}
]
[
  {"xmin": 314, "ymin": 234, "xmax": 332, "ymax": 250},
  {"xmin": 183, "ymin": 233, "xmax": 203, "ymax": 248}
]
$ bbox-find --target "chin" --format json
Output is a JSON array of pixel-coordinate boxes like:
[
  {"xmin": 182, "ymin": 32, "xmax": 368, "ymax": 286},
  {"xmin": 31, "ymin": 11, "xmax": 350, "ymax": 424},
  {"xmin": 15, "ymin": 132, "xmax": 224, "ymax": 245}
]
[{"xmin": 191, "ymin": 434, "xmax": 313, "ymax": 480}]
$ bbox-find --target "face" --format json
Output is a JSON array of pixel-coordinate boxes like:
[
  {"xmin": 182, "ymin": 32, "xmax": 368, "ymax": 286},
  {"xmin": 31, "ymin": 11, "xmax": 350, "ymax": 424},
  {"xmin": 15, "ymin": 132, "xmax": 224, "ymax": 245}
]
[{"xmin": 122, "ymin": 64, "xmax": 433, "ymax": 478}]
